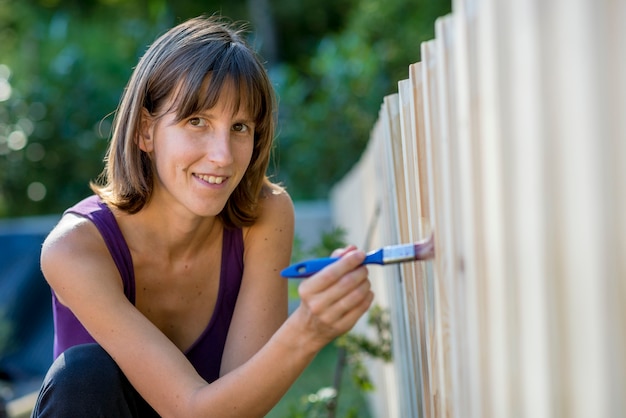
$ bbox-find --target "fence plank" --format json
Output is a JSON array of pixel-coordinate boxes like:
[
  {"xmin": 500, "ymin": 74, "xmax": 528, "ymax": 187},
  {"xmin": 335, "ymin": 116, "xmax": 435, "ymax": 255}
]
[
  {"xmin": 449, "ymin": 2, "xmax": 484, "ymax": 417},
  {"xmin": 503, "ymin": 2, "xmax": 552, "ymax": 417},
  {"xmin": 421, "ymin": 38, "xmax": 454, "ymax": 418},
  {"xmin": 398, "ymin": 79, "xmax": 431, "ymax": 418},
  {"xmin": 608, "ymin": 2, "xmax": 626, "ymax": 415},
  {"xmin": 542, "ymin": 1, "xmax": 616, "ymax": 417},
  {"xmin": 384, "ymin": 92, "xmax": 422, "ymax": 418},
  {"xmin": 474, "ymin": 0, "xmax": 512, "ymax": 416}
]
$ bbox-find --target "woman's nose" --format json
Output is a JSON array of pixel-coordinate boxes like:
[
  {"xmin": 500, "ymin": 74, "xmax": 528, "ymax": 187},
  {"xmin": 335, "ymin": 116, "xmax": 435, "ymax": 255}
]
[{"xmin": 206, "ymin": 130, "xmax": 234, "ymax": 166}]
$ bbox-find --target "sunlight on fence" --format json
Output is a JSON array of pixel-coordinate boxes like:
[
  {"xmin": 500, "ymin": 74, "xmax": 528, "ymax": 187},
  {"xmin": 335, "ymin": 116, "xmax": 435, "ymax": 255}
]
[{"xmin": 329, "ymin": 0, "xmax": 625, "ymax": 417}]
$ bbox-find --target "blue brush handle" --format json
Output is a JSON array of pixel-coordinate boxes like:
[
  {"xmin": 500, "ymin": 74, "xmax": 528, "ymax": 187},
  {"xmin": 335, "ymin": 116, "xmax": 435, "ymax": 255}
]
[
  {"xmin": 280, "ymin": 257, "xmax": 338, "ymax": 278},
  {"xmin": 281, "ymin": 249, "xmax": 384, "ymax": 279}
]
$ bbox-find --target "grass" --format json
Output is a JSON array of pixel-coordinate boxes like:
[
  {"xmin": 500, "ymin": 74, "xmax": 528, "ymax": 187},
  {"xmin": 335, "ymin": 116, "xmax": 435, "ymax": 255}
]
[{"xmin": 266, "ymin": 342, "xmax": 372, "ymax": 418}]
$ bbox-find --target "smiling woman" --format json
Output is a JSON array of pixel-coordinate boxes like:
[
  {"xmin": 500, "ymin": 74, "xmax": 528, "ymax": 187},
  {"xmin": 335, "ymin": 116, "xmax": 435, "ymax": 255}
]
[
  {"xmin": 32, "ymin": 15, "xmax": 373, "ymax": 418},
  {"xmin": 93, "ymin": 18, "xmax": 276, "ymax": 228}
]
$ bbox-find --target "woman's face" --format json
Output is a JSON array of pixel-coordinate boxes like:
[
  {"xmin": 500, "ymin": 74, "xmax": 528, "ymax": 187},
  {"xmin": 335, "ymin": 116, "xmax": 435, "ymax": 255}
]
[{"xmin": 138, "ymin": 83, "xmax": 255, "ymax": 219}]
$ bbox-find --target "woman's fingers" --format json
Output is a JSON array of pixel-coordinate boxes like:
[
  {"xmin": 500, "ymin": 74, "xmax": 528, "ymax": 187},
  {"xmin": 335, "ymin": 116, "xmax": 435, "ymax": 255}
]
[
  {"xmin": 316, "ymin": 265, "xmax": 369, "ymax": 313},
  {"xmin": 297, "ymin": 248, "xmax": 374, "ymax": 338},
  {"xmin": 330, "ymin": 244, "xmax": 357, "ymax": 258},
  {"xmin": 299, "ymin": 249, "xmax": 365, "ymax": 295},
  {"xmin": 332, "ymin": 288, "xmax": 374, "ymax": 332},
  {"xmin": 328, "ymin": 273, "xmax": 372, "ymax": 318},
  {"xmin": 305, "ymin": 276, "xmax": 373, "ymax": 336}
]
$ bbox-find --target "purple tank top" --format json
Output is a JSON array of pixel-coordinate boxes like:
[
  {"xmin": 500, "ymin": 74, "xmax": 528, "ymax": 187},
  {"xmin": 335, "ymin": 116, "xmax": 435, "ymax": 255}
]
[{"xmin": 51, "ymin": 195, "xmax": 244, "ymax": 383}]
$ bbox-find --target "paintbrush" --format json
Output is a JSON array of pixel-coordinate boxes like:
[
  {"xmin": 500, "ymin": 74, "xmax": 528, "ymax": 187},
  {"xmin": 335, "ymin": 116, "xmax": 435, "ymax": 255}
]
[{"xmin": 281, "ymin": 234, "xmax": 435, "ymax": 278}]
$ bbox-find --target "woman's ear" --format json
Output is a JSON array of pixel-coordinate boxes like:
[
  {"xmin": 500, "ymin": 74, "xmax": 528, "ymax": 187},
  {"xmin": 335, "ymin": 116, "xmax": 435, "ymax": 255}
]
[{"xmin": 137, "ymin": 108, "xmax": 154, "ymax": 153}]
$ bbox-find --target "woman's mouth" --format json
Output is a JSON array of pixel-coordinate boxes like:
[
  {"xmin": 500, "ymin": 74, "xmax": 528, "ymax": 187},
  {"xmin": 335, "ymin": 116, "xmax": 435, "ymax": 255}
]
[{"xmin": 194, "ymin": 173, "xmax": 226, "ymax": 185}]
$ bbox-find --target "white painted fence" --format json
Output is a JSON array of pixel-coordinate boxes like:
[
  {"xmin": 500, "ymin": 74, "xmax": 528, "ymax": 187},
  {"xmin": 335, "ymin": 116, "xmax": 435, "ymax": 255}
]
[{"xmin": 329, "ymin": 0, "xmax": 625, "ymax": 417}]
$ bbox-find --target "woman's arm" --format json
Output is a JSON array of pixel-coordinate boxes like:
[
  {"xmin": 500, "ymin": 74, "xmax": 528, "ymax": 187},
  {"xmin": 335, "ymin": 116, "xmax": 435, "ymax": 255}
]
[
  {"xmin": 41, "ymin": 215, "xmax": 209, "ymax": 416},
  {"xmin": 42, "ymin": 210, "xmax": 372, "ymax": 418},
  {"xmin": 188, "ymin": 247, "xmax": 372, "ymax": 417},
  {"xmin": 220, "ymin": 187, "xmax": 294, "ymax": 376}
]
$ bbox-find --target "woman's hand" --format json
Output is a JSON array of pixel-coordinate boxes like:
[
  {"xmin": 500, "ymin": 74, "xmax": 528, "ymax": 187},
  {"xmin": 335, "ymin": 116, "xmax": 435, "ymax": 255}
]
[{"xmin": 292, "ymin": 246, "xmax": 374, "ymax": 351}]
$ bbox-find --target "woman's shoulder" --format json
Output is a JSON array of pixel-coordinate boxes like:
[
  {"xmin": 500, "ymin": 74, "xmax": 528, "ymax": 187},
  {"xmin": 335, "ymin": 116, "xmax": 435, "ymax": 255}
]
[
  {"xmin": 44, "ymin": 194, "xmax": 126, "ymax": 257},
  {"xmin": 41, "ymin": 210, "xmax": 110, "ymax": 278},
  {"xmin": 45, "ymin": 210, "xmax": 100, "ymax": 247},
  {"xmin": 243, "ymin": 183, "xmax": 294, "ymax": 239},
  {"xmin": 41, "ymin": 207, "xmax": 125, "ymax": 307},
  {"xmin": 258, "ymin": 183, "xmax": 294, "ymax": 223}
]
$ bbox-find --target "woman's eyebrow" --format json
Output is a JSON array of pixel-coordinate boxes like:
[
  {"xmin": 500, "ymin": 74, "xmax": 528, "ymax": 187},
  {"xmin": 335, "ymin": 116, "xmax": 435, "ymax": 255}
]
[{"xmin": 232, "ymin": 111, "xmax": 254, "ymax": 121}]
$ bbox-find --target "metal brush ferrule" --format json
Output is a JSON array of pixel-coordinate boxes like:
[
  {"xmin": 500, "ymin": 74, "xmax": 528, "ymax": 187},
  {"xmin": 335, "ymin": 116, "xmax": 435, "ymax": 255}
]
[{"xmin": 381, "ymin": 244, "xmax": 416, "ymax": 264}]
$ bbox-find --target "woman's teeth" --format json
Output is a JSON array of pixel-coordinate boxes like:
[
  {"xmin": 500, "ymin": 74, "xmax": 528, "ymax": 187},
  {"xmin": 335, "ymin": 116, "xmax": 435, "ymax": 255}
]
[{"xmin": 197, "ymin": 174, "xmax": 225, "ymax": 184}]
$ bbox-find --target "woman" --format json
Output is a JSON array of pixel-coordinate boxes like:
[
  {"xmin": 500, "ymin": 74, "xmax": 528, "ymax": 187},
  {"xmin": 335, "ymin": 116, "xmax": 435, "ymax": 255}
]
[{"xmin": 33, "ymin": 15, "xmax": 373, "ymax": 417}]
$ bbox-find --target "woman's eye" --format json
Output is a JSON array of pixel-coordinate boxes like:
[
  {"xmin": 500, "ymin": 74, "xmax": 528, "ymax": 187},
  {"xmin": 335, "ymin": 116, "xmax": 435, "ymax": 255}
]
[
  {"xmin": 232, "ymin": 123, "xmax": 249, "ymax": 133},
  {"xmin": 188, "ymin": 117, "xmax": 206, "ymax": 127}
]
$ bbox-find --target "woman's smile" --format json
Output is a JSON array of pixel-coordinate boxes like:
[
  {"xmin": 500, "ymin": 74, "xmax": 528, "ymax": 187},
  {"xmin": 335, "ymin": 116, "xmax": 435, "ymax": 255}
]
[{"xmin": 193, "ymin": 173, "xmax": 228, "ymax": 185}]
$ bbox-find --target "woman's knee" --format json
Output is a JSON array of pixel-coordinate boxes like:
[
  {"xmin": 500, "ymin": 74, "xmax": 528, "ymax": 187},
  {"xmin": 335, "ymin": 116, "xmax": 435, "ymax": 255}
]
[
  {"xmin": 33, "ymin": 343, "xmax": 133, "ymax": 417},
  {"xmin": 49, "ymin": 343, "xmax": 124, "ymax": 392}
]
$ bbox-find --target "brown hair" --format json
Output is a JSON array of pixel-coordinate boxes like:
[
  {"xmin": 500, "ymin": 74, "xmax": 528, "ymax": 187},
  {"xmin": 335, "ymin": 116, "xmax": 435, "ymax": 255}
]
[{"xmin": 91, "ymin": 15, "xmax": 278, "ymax": 228}]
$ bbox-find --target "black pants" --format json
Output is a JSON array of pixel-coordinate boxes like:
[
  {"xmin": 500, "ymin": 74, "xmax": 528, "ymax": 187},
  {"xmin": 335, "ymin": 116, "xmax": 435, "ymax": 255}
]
[{"xmin": 32, "ymin": 343, "xmax": 160, "ymax": 418}]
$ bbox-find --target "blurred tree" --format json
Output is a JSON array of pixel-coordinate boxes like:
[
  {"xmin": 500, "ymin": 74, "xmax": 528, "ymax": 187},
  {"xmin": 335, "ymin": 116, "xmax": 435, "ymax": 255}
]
[
  {"xmin": 0, "ymin": 0, "xmax": 448, "ymax": 217},
  {"xmin": 0, "ymin": 0, "xmax": 172, "ymax": 216},
  {"xmin": 273, "ymin": 0, "xmax": 451, "ymax": 199}
]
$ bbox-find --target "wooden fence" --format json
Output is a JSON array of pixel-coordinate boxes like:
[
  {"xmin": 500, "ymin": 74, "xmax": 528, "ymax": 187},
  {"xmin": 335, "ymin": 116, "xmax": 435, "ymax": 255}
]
[{"xmin": 329, "ymin": 0, "xmax": 625, "ymax": 417}]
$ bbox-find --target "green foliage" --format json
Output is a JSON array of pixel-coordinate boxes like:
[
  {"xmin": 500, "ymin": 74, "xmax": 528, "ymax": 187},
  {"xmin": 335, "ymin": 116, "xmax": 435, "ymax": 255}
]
[
  {"xmin": 0, "ymin": 0, "xmax": 172, "ymax": 216},
  {"xmin": 267, "ymin": 344, "xmax": 370, "ymax": 418},
  {"xmin": 273, "ymin": 0, "xmax": 451, "ymax": 200},
  {"xmin": 308, "ymin": 227, "xmax": 347, "ymax": 258},
  {"xmin": 285, "ymin": 387, "xmax": 340, "ymax": 418},
  {"xmin": 280, "ymin": 305, "xmax": 392, "ymax": 418},
  {"xmin": 335, "ymin": 305, "xmax": 393, "ymax": 392},
  {"xmin": 269, "ymin": 0, "xmax": 358, "ymax": 63}
]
